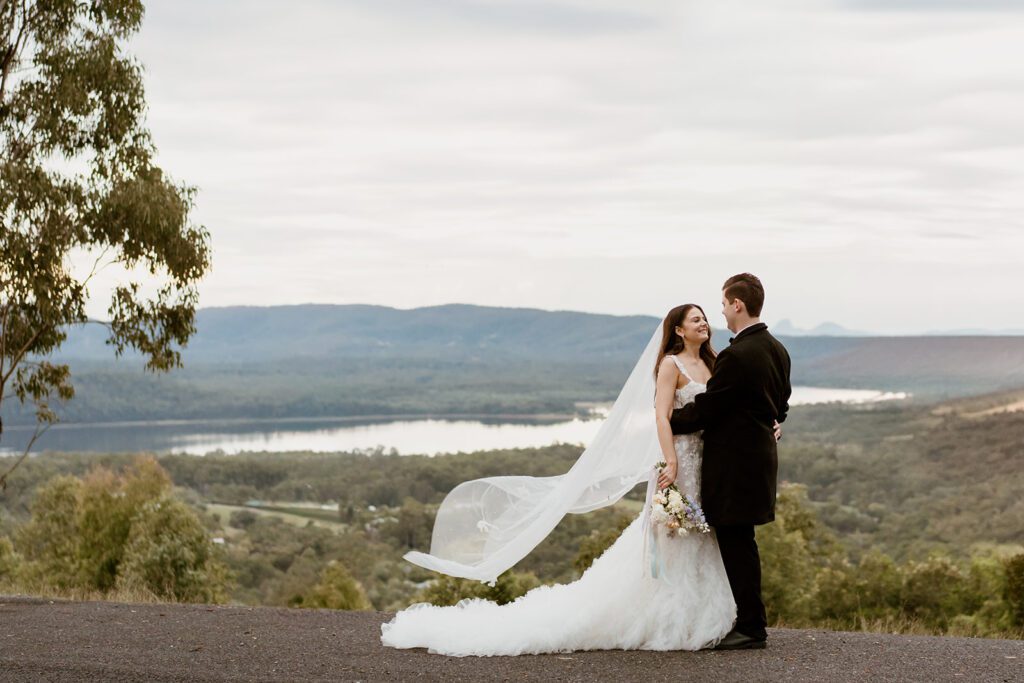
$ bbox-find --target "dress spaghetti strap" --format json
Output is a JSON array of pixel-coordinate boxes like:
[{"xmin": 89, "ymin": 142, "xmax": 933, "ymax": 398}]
[{"xmin": 669, "ymin": 354, "xmax": 693, "ymax": 382}]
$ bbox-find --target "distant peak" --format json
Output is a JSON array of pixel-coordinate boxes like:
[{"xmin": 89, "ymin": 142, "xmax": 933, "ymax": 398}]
[{"xmin": 771, "ymin": 319, "xmax": 866, "ymax": 337}]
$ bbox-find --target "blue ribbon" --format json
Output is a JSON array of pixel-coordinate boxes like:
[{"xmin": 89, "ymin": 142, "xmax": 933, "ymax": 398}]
[{"xmin": 641, "ymin": 465, "xmax": 673, "ymax": 585}]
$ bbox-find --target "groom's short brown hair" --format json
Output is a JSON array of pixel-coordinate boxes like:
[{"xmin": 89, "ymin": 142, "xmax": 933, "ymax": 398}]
[{"xmin": 723, "ymin": 273, "xmax": 765, "ymax": 317}]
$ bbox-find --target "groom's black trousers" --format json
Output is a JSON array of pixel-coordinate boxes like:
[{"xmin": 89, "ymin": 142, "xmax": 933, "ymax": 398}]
[{"xmin": 714, "ymin": 524, "xmax": 768, "ymax": 640}]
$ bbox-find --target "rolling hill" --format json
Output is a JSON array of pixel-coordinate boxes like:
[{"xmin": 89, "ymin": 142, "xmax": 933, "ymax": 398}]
[{"xmin": 4, "ymin": 304, "xmax": 1023, "ymax": 426}]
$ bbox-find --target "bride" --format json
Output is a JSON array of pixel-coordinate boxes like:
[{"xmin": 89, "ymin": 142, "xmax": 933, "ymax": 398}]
[{"xmin": 381, "ymin": 304, "xmax": 777, "ymax": 655}]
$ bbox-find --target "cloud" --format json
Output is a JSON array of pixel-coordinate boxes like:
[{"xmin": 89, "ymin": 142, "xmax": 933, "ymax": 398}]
[
  {"xmin": 845, "ymin": 0, "xmax": 1024, "ymax": 10},
  {"xmin": 67, "ymin": 0, "xmax": 1024, "ymax": 334},
  {"xmin": 341, "ymin": 0, "xmax": 660, "ymax": 33}
]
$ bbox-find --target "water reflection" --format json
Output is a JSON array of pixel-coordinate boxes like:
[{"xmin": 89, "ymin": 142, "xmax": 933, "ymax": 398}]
[{"xmin": 0, "ymin": 386, "xmax": 907, "ymax": 457}]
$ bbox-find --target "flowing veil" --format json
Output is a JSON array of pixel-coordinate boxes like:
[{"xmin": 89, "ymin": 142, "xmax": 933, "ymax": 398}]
[{"xmin": 403, "ymin": 322, "xmax": 665, "ymax": 584}]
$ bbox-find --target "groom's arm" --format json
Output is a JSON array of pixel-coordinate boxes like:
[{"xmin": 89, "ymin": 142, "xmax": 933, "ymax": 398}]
[
  {"xmin": 670, "ymin": 350, "xmax": 743, "ymax": 435},
  {"xmin": 777, "ymin": 346, "xmax": 793, "ymax": 424}
]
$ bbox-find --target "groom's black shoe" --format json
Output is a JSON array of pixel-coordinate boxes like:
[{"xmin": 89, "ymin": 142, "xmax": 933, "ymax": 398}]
[{"xmin": 713, "ymin": 629, "xmax": 767, "ymax": 650}]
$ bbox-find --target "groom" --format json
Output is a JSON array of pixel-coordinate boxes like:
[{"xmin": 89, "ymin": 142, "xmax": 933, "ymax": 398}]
[{"xmin": 669, "ymin": 273, "xmax": 792, "ymax": 650}]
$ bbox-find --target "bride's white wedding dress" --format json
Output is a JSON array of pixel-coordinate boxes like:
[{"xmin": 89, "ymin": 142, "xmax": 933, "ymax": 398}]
[{"xmin": 380, "ymin": 355, "xmax": 736, "ymax": 656}]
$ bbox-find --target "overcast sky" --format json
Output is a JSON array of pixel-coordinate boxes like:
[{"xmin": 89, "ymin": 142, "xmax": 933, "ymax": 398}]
[{"xmin": 76, "ymin": 0, "xmax": 1024, "ymax": 334}]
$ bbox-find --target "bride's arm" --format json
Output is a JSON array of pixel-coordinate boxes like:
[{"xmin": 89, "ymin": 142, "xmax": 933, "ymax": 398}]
[
  {"xmin": 670, "ymin": 349, "xmax": 742, "ymax": 434},
  {"xmin": 655, "ymin": 356, "xmax": 683, "ymax": 488}
]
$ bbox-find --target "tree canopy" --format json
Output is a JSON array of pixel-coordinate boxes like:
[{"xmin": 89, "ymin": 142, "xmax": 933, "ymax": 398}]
[{"xmin": 0, "ymin": 0, "xmax": 211, "ymax": 486}]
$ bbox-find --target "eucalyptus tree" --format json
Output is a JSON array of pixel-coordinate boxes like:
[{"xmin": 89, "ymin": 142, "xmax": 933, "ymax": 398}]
[{"xmin": 0, "ymin": 0, "xmax": 211, "ymax": 488}]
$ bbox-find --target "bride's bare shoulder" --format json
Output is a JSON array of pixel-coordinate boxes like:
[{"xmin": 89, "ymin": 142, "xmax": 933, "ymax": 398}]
[{"xmin": 657, "ymin": 355, "xmax": 689, "ymax": 386}]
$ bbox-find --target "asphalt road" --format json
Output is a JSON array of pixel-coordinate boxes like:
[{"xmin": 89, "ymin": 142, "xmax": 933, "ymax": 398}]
[{"xmin": 1, "ymin": 596, "xmax": 1021, "ymax": 682}]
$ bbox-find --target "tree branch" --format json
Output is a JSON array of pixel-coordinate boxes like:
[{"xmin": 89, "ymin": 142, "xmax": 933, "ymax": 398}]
[
  {"xmin": 0, "ymin": 323, "xmax": 41, "ymax": 385},
  {"xmin": 0, "ymin": 297, "xmax": 10, "ymax": 379},
  {"xmin": 0, "ymin": 419, "xmax": 50, "ymax": 491},
  {"xmin": 0, "ymin": 0, "xmax": 27, "ymax": 104},
  {"xmin": 79, "ymin": 246, "xmax": 113, "ymax": 289}
]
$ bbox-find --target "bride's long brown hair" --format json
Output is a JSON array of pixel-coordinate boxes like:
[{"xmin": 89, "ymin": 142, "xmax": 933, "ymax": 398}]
[{"xmin": 654, "ymin": 304, "xmax": 717, "ymax": 379}]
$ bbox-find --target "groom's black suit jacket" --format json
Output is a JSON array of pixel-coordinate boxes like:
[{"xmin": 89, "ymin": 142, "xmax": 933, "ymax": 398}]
[{"xmin": 669, "ymin": 322, "xmax": 792, "ymax": 527}]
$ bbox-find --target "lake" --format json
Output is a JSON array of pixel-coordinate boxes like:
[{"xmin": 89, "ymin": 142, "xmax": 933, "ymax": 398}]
[{"xmin": 0, "ymin": 386, "xmax": 907, "ymax": 457}]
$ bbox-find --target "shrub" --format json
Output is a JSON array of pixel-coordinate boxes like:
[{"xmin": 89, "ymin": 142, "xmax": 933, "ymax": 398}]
[
  {"xmin": 301, "ymin": 560, "xmax": 372, "ymax": 610},
  {"xmin": 416, "ymin": 570, "xmax": 541, "ymax": 607},
  {"xmin": 573, "ymin": 514, "xmax": 632, "ymax": 575},
  {"xmin": 0, "ymin": 536, "xmax": 19, "ymax": 585},
  {"xmin": 118, "ymin": 497, "xmax": 232, "ymax": 603},
  {"xmin": 901, "ymin": 556, "xmax": 970, "ymax": 629},
  {"xmin": 813, "ymin": 551, "xmax": 902, "ymax": 625},
  {"xmin": 13, "ymin": 456, "xmax": 231, "ymax": 602},
  {"xmin": 1005, "ymin": 554, "xmax": 1024, "ymax": 628},
  {"xmin": 229, "ymin": 509, "xmax": 258, "ymax": 530}
]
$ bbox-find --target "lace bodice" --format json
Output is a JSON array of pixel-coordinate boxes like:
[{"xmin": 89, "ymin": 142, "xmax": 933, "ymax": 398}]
[{"xmin": 668, "ymin": 355, "xmax": 705, "ymax": 501}]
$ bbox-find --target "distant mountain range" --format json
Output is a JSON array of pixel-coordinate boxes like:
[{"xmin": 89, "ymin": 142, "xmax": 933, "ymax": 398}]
[
  {"xmin": 7, "ymin": 303, "xmax": 1022, "ymax": 426},
  {"xmin": 52, "ymin": 304, "xmax": 662, "ymax": 364},
  {"xmin": 53, "ymin": 306, "xmax": 1024, "ymax": 367},
  {"xmin": 772, "ymin": 319, "xmax": 1024, "ymax": 337},
  {"xmin": 772, "ymin": 319, "xmax": 867, "ymax": 337},
  {"xmin": 924, "ymin": 328, "xmax": 1024, "ymax": 336},
  {"xmin": 47, "ymin": 303, "xmax": 1024, "ymax": 389}
]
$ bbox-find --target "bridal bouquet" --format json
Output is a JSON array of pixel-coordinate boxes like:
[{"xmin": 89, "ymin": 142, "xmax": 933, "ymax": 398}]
[{"xmin": 650, "ymin": 461, "xmax": 711, "ymax": 536}]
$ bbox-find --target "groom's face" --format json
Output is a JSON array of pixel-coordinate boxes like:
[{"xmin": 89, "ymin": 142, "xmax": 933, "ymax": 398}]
[{"xmin": 721, "ymin": 292, "xmax": 739, "ymax": 332}]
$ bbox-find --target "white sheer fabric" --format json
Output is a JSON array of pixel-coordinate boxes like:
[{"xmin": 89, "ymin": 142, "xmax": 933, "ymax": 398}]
[
  {"xmin": 403, "ymin": 324, "xmax": 665, "ymax": 584},
  {"xmin": 381, "ymin": 360, "xmax": 737, "ymax": 655}
]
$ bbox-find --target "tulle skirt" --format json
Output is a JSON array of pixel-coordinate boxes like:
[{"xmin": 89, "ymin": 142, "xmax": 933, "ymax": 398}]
[{"xmin": 380, "ymin": 513, "xmax": 736, "ymax": 656}]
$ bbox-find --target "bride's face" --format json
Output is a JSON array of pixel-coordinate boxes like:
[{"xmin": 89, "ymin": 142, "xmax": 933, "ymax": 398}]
[{"xmin": 675, "ymin": 309, "xmax": 710, "ymax": 345}]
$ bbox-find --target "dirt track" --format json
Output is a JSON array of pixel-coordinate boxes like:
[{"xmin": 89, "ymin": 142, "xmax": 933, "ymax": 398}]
[{"xmin": 1, "ymin": 596, "xmax": 1022, "ymax": 682}]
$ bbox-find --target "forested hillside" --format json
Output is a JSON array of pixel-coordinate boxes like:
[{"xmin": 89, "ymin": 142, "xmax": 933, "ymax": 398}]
[{"xmin": 7, "ymin": 304, "xmax": 1023, "ymax": 426}]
